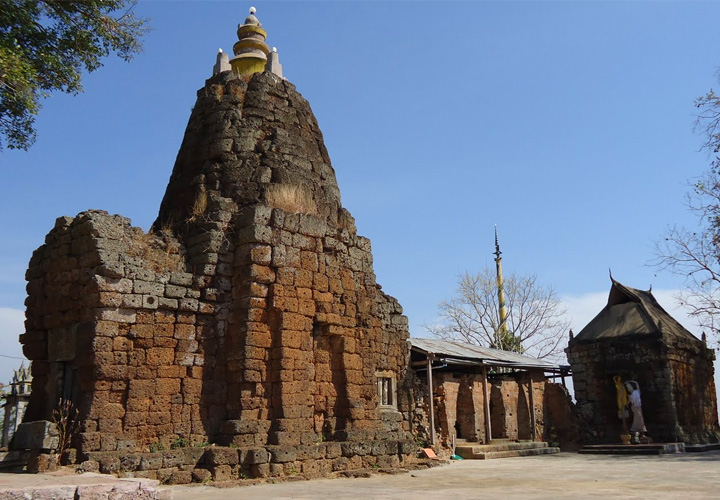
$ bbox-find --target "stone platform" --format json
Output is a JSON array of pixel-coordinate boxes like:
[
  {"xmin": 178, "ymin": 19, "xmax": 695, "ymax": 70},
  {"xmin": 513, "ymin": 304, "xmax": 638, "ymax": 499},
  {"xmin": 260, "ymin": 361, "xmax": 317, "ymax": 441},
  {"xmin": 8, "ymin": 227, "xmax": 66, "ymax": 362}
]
[
  {"xmin": 685, "ymin": 442, "xmax": 720, "ymax": 452},
  {"xmin": 0, "ymin": 470, "xmax": 165, "ymax": 499},
  {"xmin": 579, "ymin": 443, "xmax": 686, "ymax": 455},
  {"xmin": 454, "ymin": 440, "xmax": 560, "ymax": 460},
  {"xmin": 0, "ymin": 451, "xmax": 31, "ymax": 471}
]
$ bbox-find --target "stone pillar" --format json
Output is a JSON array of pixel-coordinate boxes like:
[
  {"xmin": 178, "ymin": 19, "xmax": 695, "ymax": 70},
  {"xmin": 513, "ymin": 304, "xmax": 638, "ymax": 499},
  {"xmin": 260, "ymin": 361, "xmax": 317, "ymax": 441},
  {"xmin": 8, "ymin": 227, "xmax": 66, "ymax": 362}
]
[
  {"xmin": 267, "ymin": 48, "xmax": 283, "ymax": 78},
  {"xmin": 1, "ymin": 400, "xmax": 13, "ymax": 447},
  {"xmin": 213, "ymin": 49, "xmax": 231, "ymax": 75}
]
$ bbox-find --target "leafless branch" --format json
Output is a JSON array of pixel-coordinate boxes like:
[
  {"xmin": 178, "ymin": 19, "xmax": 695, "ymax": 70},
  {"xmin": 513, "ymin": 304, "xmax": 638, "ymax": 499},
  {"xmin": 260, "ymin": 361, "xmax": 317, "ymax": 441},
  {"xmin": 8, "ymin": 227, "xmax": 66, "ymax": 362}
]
[{"xmin": 425, "ymin": 269, "xmax": 570, "ymax": 361}]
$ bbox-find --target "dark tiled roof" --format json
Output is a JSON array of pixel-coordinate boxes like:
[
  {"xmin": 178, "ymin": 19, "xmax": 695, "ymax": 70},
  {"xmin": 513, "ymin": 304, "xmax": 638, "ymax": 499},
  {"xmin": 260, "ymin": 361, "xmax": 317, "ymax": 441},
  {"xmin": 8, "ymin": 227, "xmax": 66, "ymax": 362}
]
[{"xmin": 572, "ymin": 279, "xmax": 700, "ymax": 344}]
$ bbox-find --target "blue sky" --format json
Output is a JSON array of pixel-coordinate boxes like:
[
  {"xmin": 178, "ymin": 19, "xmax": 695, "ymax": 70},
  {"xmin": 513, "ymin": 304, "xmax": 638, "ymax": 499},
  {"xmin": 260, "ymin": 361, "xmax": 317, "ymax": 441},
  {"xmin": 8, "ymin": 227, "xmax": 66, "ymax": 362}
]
[{"xmin": 2, "ymin": 1, "xmax": 720, "ymax": 386}]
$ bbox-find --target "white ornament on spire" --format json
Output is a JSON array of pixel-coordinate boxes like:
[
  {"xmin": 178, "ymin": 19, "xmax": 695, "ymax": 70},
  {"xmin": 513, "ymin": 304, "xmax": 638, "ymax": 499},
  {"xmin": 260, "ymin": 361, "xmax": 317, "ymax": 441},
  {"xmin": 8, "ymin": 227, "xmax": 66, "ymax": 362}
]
[{"xmin": 249, "ymin": 6, "xmax": 256, "ymax": 14}]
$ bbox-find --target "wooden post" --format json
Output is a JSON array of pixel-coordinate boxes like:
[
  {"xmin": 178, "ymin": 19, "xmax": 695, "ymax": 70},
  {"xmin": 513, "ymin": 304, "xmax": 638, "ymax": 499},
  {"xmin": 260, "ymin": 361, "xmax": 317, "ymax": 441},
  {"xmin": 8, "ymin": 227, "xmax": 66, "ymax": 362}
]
[
  {"xmin": 426, "ymin": 354, "xmax": 436, "ymax": 446},
  {"xmin": 482, "ymin": 365, "xmax": 492, "ymax": 443},
  {"xmin": 528, "ymin": 372, "xmax": 537, "ymax": 441}
]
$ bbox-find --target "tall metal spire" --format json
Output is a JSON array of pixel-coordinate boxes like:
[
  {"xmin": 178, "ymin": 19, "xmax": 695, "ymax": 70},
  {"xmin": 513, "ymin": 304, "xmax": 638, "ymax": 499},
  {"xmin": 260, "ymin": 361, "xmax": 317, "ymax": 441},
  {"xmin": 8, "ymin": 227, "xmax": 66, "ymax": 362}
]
[{"xmin": 494, "ymin": 226, "xmax": 509, "ymax": 347}]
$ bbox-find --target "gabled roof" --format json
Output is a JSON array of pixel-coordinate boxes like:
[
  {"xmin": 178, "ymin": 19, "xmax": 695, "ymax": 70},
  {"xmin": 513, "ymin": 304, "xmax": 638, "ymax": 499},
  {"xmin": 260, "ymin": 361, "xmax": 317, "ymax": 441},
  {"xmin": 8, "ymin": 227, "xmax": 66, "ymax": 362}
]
[
  {"xmin": 409, "ymin": 337, "xmax": 564, "ymax": 371},
  {"xmin": 571, "ymin": 279, "xmax": 700, "ymax": 344}
]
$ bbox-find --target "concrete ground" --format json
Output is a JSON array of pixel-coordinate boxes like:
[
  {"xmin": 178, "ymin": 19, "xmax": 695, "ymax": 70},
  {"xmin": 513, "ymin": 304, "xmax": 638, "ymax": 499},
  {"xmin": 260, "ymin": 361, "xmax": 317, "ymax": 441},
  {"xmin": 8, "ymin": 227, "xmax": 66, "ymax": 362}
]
[
  {"xmin": 2, "ymin": 451, "xmax": 718, "ymax": 499},
  {"xmin": 166, "ymin": 451, "xmax": 720, "ymax": 500}
]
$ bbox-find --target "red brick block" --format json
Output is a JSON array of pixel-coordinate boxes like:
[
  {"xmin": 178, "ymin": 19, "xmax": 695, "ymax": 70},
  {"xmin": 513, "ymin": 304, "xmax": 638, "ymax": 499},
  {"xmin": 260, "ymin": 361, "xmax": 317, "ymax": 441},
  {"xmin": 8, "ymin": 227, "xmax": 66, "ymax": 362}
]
[
  {"xmin": 174, "ymin": 324, "xmax": 195, "ymax": 340},
  {"xmin": 146, "ymin": 347, "xmax": 175, "ymax": 365},
  {"xmin": 250, "ymin": 264, "xmax": 275, "ymax": 284},
  {"xmin": 298, "ymin": 300, "xmax": 315, "ymax": 317},
  {"xmin": 245, "ymin": 346, "xmax": 267, "ymax": 360},
  {"xmin": 247, "ymin": 308, "xmax": 267, "ymax": 323},
  {"xmin": 156, "ymin": 378, "xmax": 181, "ymax": 395},
  {"xmin": 182, "ymin": 378, "xmax": 203, "ymax": 395},
  {"xmin": 157, "ymin": 366, "xmax": 185, "ymax": 378},
  {"xmin": 126, "ymin": 398, "xmax": 151, "ymax": 413},
  {"xmin": 112, "ymin": 337, "xmax": 131, "ymax": 351},
  {"xmin": 129, "ymin": 380, "xmax": 155, "ymax": 399},
  {"xmin": 313, "ymin": 290, "xmax": 333, "ymax": 303},
  {"xmin": 250, "ymin": 245, "xmax": 272, "ymax": 265},
  {"xmin": 271, "ymin": 296, "xmax": 299, "ymax": 312},
  {"xmin": 153, "ymin": 337, "xmax": 177, "ymax": 348},
  {"xmin": 300, "ymin": 251, "xmax": 319, "ymax": 272},
  {"xmin": 276, "ymin": 268, "xmax": 296, "ymax": 286},
  {"xmin": 176, "ymin": 312, "xmax": 196, "ymax": 324},
  {"xmin": 245, "ymin": 330, "xmax": 272, "ymax": 348},
  {"xmin": 295, "ymin": 270, "xmax": 313, "ymax": 288},
  {"xmin": 280, "ymin": 313, "xmax": 312, "ymax": 331}
]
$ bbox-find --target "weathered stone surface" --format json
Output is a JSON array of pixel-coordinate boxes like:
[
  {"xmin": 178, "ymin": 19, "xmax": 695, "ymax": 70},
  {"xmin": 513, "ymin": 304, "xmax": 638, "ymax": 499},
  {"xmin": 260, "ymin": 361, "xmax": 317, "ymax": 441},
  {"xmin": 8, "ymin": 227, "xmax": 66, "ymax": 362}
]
[
  {"xmin": 204, "ymin": 447, "xmax": 239, "ymax": 466},
  {"xmin": 12, "ymin": 421, "xmax": 59, "ymax": 451},
  {"xmin": 19, "ymin": 57, "xmax": 416, "ymax": 482}
]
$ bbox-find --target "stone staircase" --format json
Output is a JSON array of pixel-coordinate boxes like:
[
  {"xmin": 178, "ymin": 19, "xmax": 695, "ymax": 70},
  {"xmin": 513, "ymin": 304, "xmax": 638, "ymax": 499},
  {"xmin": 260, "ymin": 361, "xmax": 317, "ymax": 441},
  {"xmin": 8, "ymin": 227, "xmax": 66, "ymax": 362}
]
[{"xmin": 454, "ymin": 439, "xmax": 560, "ymax": 460}]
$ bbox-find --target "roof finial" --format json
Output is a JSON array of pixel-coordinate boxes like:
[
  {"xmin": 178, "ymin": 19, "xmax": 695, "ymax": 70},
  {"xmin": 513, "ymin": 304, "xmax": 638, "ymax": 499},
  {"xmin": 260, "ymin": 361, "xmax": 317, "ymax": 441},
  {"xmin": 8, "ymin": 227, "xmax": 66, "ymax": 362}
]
[
  {"xmin": 494, "ymin": 224, "xmax": 501, "ymax": 260},
  {"xmin": 232, "ymin": 6, "xmax": 270, "ymax": 76},
  {"xmin": 493, "ymin": 226, "xmax": 510, "ymax": 349}
]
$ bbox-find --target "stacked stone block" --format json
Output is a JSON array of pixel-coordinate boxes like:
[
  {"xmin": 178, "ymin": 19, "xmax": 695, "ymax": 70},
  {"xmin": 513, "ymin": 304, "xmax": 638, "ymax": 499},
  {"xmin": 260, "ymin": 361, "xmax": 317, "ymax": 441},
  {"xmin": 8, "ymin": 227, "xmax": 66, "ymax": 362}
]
[
  {"xmin": 567, "ymin": 338, "xmax": 719, "ymax": 444},
  {"xmin": 23, "ymin": 210, "xmax": 215, "ymax": 452},
  {"xmin": 667, "ymin": 338, "xmax": 719, "ymax": 442},
  {"xmin": 19, "ymin": 69, "xmax": 418, "ymax": 478},
  {"xmin": 79, "ymin": 440, "xmax": 417, "ymax": 484},
  {"xmin": 217, "ymin": 204, "xmax": 411, "ymax": 449}
]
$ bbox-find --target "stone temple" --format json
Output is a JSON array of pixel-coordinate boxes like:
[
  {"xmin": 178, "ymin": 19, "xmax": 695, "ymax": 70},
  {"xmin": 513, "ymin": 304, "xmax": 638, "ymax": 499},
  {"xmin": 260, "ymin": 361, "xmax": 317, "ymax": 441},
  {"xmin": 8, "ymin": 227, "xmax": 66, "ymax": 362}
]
[
  {"xmin": 18, "ymin": 8, "xmax": 418, "ymax": 479},
  {"xmin": 567, "ymin": 279, "xmax": 720, "ymax": 445}
]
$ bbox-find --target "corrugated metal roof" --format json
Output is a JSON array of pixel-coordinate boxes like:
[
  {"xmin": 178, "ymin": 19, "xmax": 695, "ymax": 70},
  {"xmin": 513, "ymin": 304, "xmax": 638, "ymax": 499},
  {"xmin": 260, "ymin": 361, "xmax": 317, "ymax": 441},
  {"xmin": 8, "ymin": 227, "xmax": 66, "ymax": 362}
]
[{"xmin": 409, "ymin": 337, "xmax": 562, "ymax": 370}]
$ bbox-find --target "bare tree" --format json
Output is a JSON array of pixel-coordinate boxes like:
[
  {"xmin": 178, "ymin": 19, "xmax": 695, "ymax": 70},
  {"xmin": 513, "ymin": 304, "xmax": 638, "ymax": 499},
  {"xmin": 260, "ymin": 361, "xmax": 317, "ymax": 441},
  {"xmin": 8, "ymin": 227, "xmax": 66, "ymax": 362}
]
[
  {"xmin": 425, "ymin": 269, "xmax": 570, "ymax": 361},
  {"xmin": 653, "ymin": 81, "xmax": 720, "ymax": 349},
  {"xmin": 653, "ymin": 187, "xmax": 720, "ymax": 348}
]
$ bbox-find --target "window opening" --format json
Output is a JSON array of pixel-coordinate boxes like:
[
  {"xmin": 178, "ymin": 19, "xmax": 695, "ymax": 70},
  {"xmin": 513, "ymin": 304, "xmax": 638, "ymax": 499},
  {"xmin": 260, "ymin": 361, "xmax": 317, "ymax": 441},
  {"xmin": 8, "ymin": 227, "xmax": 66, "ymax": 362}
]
[{"xmin": 376, "ymin": 373, "xmax": 397, "ymax": 409}]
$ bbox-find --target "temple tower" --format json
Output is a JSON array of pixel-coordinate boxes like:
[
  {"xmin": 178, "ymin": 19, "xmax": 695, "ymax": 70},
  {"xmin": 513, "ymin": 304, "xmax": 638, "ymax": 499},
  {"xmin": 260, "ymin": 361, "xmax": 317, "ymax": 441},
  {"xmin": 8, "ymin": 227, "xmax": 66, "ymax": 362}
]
[{"xmin": 19, "ymin": 6, "xmax": 415, "ymax": 476}]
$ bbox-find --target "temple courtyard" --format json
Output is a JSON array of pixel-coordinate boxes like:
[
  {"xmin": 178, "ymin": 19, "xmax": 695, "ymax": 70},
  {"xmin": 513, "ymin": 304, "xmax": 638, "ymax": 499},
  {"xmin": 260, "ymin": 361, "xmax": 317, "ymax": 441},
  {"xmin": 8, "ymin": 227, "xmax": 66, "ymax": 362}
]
[
  {"xmin": 168, "ymin": 451, "xmax": 720, "ymax": 499},
  {"xmin": 3, "ymin": 451, "xmax": 718, "ymax": 499}
]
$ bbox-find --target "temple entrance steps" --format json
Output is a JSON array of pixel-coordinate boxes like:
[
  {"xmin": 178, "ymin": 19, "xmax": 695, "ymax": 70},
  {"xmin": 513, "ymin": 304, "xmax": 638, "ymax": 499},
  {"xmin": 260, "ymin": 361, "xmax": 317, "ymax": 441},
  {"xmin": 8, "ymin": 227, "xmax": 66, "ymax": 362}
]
[
  {"xmin": 579, "ymin": 443, "xmax": 686, "ymax": 455},
  {"xmin": 454, "ymin": 439, "xmax": 560, "ymax": 460}
]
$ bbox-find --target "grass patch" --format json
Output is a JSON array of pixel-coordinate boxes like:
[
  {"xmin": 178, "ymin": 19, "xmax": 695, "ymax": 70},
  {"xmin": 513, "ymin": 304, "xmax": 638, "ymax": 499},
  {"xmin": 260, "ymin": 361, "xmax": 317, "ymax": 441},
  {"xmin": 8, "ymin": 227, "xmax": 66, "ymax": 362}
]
[
  {"xmin": 125, "ymin": 228, "xmax": 184, "ymax": 274},
  {"xmin": 265, "ymin": 183, "xmax": 317, "ymax": 214},
  {"xmin": 187, "ymin": 190, "xmax": 208, "ymax": 222}
]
